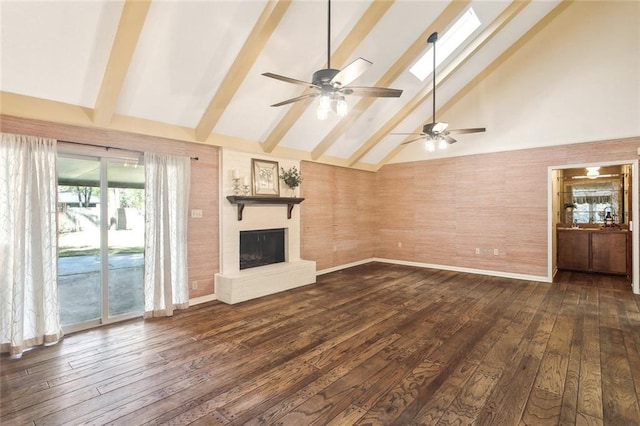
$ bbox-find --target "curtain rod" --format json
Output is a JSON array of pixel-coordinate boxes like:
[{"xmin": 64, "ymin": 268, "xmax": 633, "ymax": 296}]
[{"xmin": 58, "ymin": 140, "xmax": 199, "ymax": 160}]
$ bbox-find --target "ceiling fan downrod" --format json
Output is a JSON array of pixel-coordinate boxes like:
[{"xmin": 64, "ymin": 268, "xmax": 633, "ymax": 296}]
[
  {"xmin": 327, "ymin": 0, "xmax": 331, "ymax": 70},
  {"xmin": 429, "ymin": 31, "xmax": 438, "ymax": 125}
]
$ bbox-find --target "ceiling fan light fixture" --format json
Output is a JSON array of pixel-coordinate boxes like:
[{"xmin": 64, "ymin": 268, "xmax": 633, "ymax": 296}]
[
  {"xmin": 425, "ymin": 139, "xmax": 436, "ymax": 152},
  {"xmin": 438, "ymin": 137, "xmax": 447, "ymax": 150},
  {"xmin": 317, "ymin": 95, "xmax": 331, "ymax": 120},
  {"xmin": 336, "ymin": 96, "xmax": 348, "ymax": 117},
  {"xmin": 586, "ymin": 166, "xmax": 600, "ymax": 178}
]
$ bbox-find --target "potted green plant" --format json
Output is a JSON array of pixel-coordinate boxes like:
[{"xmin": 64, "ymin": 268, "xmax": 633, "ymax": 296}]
[{"xmin": 280, "ymin": 166, "xmax": 302, "ymax": 197}]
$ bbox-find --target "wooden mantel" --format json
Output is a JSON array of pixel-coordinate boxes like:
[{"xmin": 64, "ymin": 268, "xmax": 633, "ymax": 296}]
[{"xmin": 226, "ymin": 196, "xmax": 305, "ymax": 221}]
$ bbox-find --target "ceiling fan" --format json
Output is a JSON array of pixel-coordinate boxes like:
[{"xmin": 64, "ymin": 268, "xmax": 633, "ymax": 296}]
[
  {"xmin": 394, "ymin": 32, "xmax": 485, "ymax": 149},
  {"xmin": 262, "ymin": 0, "xmax": 402, "ymax": 119}
]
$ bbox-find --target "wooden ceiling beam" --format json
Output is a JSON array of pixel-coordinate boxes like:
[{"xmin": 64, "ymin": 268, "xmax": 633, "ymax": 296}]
[
  {"xmin": 375, "ymin": 0, "xmax": 574, "ymax": 169},
  {"xmin": 93, "ymin": 0, "xmax": 151, "ymax": 127},
  {"xmin": 310, "ymin": 0, "xmax": 471, "ymax": 161},
  {"xmin": 261, "ymin": 0, "xmax": 394, "ymax": 154},
  {"xmin": 349, "ymin": 0, "xmax": 531, "ymax": 167},
  {"xmin": 195, "ymin": 0, "xmax": 292, "ymax": 142}
]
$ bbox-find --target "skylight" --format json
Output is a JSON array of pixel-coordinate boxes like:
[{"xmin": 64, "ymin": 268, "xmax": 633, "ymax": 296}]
[{"xmin": 409, "ymin": 8, "xmax": 481, "ymax": 81}]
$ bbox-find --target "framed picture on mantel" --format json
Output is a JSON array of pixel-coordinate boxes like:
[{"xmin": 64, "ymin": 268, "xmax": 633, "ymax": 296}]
[{"xmin": 251, "ymin": 159, "xmax": 280, "ymax": 196}]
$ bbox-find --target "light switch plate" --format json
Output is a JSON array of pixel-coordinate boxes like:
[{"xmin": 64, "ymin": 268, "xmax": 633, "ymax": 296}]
[{"xmin": 191, "ymin": 209, "xmax": 203, "ymax": 218}]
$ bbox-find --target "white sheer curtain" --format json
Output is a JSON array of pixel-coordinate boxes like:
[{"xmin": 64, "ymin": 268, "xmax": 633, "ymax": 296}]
[
  {"xmin": 0, "ymin": 133, "xmax": 63, "ymax": 356},
  {"xmin": 144, "ymin": 152, "xmax": 190, "ymax": 317}
]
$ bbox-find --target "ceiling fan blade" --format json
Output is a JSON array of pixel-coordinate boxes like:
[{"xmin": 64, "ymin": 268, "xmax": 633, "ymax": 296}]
[
  {"xmin": 401, "ymin": 136, "xmax": 427, "ymax": 145},
  {"xmin": 448, "ymin": 127, "xmax": 486, "ymax": 135},
  {"xmin": 343, "ymin": 86, "xmax": 403, "ymax": 98},
  {"xmin": 262, "ymin": 72, "xmax": 319, "ymax": 89},
  {"xmin": 391, "ymin": 132, "xmax": 424, "ymax": 136},
  {"xmin": 445, "ymin": 135, "xmax": 457, "ymax": 144},
  {"xmin": 270, "ymin": 92, "xmax": 318, "ymax": 107},
  {"xmin": 330, "ymin": 57, "xmax": 372, "ymax": 87}
]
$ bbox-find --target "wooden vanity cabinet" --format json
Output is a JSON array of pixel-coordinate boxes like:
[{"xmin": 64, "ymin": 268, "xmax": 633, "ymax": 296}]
[{"xmin": 557, "ymin": 229, "xmax": 630, "ymax": 276}]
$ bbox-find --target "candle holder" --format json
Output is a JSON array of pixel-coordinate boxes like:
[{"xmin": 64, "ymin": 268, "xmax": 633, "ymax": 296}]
[
  {"xmin": 232, "ymin": 178, "xmax": 242, "ymax": 195},
  {"xmin": 242, "ymin": 184, "xmax": 250, "ymax": 195}
]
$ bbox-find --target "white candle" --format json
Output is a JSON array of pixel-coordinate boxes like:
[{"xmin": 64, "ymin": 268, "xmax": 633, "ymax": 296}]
[
  {"xmin": 243, "ymin": 176, "xmax": 250, "ymax": 186},
  {"xmin": 232, "ymin": 169, "xmax": 239, "ymax": 179}
]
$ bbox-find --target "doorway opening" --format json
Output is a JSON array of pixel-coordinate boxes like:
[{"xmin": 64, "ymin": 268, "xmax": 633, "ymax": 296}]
[{"xmin": 549, "ymin": 160, "xmax": 639, "ymax": 294}]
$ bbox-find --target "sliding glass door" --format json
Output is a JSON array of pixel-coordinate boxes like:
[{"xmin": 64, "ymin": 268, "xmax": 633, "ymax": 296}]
[
  {"xmin": 106, "ymin": 160, "xmax": 145, "ymax": 318},
  {"xmin": 57, "ymin": 153, "xmax": 145, "ymax": 331}
]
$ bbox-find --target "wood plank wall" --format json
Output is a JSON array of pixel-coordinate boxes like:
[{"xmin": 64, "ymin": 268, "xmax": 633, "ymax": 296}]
[
  {"xmin": 0, "ymin": 115, "xmax": 219, "ymax": 299},
  {"xmin": 2, "ymin": 113, "xmax": 638, "ymax": 290},
  {"xmin": 300, "ymin": 161, "xmax": 376, "ymax": 271},
  {"xmin": 376, "ymin": 137, "xmax": 639, "ymax": 277}
]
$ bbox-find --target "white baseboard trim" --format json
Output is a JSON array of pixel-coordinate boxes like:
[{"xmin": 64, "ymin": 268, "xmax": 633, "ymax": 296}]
[
  {"xmin": 372, "ymin": 258, "xmax": 551, "ymax": 283},
  {"xmin": 196, "ymin": 258, "xmax": 550, "ymax": 304},
  {"xmin": 316, "ymin": 258, "xmax": 376, "ymax": 275},
  {"xmin": 316, "ymin": 257, "xmax": 550, "ymax": 283},
  {"xmin": 189, "ymin": 294, "xmax": 218, "ymax": 306}
]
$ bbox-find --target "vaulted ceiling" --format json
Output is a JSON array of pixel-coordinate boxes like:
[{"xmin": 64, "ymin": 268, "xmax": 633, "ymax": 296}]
[{"xmin": 1, "ymin": 0, "xmax": 574, "ymax": 170}]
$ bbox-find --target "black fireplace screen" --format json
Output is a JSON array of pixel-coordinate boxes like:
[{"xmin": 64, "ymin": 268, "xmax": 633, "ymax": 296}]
[{"xmin": 239, "ymin": 228, "xmax": 285, "ymax": 270}]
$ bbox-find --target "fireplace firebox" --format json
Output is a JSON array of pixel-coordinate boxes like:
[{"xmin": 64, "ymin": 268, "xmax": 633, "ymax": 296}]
[{"xmin": 239, "ymin": 228, "xmax": 285, "ymax": 270}]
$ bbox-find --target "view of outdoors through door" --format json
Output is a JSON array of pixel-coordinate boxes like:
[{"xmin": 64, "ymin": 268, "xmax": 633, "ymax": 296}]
[{"xmin": 57, "ymin": 154, "xmax": 145, "ymax": 329}]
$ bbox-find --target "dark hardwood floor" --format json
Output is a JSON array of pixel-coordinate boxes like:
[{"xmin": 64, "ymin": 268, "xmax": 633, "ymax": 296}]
[
  {"xmin": 2, "ymin": 263, "xmax": 639, "ymax": 425},
  {"xmin": 554, "ymin": 269, "xmax": 633, "ymax": 291}
]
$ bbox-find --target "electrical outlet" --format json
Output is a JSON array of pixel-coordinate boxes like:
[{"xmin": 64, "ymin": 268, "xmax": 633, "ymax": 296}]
[
  {"xmin": 398, "ymin": 242, "xmax": 402, "ymax": 248},
  {"xmin": 191, "ymin": 281, "xmax": 198, "ymax": 290},
  {"xmin": 475, "ymin": 248, "xmax": 480, "ymax": 255},
  {"xmin": 191, "ymin": 209, "xmax": 203, "ymax": 218},
  {"xmin": 494, "ymin": 249, "xmax": 499, "ymax": 256}
]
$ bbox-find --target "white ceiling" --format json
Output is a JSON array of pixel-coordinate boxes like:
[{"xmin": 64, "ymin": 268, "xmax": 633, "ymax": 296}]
[{"xmin": 4, "ymin": 0, "xmax": 631, "ymax": 170}]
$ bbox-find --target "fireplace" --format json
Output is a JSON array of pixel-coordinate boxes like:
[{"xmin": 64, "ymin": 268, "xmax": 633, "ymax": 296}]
[
  {"xmin": 215, "ymin": 150, "xmax": 316, "ymax": 304},
  {"xmin": 240, "ymin": 228, "xmax": 285, "ymax": 270}
]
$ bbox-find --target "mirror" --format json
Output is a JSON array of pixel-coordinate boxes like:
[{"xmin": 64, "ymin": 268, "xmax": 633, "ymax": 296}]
[{"xmin": 560, "ymin": 165, "xmax": 631, "ymax": 225}]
